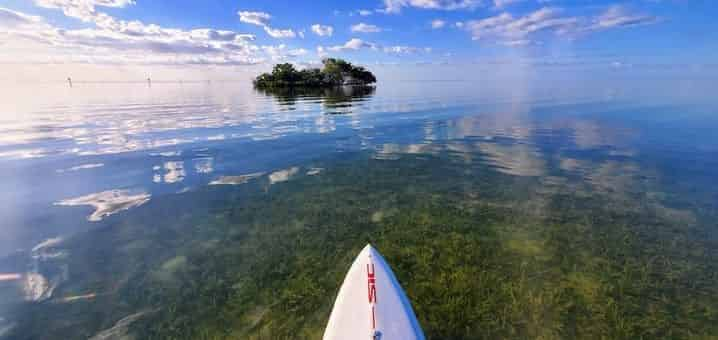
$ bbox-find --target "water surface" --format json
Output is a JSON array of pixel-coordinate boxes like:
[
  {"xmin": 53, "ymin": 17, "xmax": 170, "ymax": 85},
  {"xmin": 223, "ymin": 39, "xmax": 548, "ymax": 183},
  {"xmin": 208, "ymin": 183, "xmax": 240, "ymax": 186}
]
[{"xmin": 0, "ymin": 76, "xmax": 717, "ymax": 339}]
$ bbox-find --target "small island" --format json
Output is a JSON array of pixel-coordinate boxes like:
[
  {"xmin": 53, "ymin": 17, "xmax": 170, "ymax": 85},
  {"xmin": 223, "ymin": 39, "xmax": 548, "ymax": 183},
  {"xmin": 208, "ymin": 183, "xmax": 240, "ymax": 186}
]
[{"xmin": 254, "ymin": 58, "xmax": 376, "ymax": 88}]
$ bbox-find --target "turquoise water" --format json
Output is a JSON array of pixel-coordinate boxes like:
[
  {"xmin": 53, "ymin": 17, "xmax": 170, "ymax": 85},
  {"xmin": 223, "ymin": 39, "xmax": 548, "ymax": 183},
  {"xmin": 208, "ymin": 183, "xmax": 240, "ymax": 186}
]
[{"xmin": 0, "ymin": 76, "xmax": 717, "ymax": 339}]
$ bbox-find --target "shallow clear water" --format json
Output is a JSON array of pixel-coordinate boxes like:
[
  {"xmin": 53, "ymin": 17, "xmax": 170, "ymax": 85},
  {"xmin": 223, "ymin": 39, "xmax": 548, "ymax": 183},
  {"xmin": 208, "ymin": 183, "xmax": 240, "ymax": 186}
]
[{"xmin": 0, "ymin": 76, "xmax": 717, "ymax": 339}]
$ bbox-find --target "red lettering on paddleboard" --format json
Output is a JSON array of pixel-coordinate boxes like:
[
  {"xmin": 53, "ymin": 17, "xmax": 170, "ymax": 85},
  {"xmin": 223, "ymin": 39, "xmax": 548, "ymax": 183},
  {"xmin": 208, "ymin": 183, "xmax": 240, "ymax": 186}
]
[
  {"xmin": 367, "ymin": 263, "xmax": 377, "ymax": 304},
  {"xmin": 367, "ymin": 262, "xmax": 377, "ymax": 331}
]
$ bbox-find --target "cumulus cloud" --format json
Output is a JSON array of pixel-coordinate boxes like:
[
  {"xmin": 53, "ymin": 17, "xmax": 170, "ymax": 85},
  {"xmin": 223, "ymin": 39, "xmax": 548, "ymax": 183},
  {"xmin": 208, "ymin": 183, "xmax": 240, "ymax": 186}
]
[
  {"xmin": 322, "ymin": 39, "xmax": 429, "ymax": 56},
  {"xmin": 34, "ymin": 0, "xmax": 137, "ymax": 28},
  {"xmin": 1, "ymin": 3, "xmax": 299, "ymax": 65},
  {"xmin": 311, "ymin": 24, "xmax": 333, "ymax": 37},
  {"xmin": 237, "ymin": 10, "xmax": 295, "ymax": 39},
  {"xmin": 430, "ymin": 19, "xmax": 446, "ymax": 29},
  {"xmin": 351, "ymin": 23, "xmax": 383, "ymax": 33},
  {"xmin": 382, "ymin": 0, "xmax": 481, "ymax": 14},
  {"xmin": 238, "ymin": 11, "xmax": 271, "ymax": 26},
  {"xmin": 327, "ymin": 38, "xmax": 378, "ymax": 51}
]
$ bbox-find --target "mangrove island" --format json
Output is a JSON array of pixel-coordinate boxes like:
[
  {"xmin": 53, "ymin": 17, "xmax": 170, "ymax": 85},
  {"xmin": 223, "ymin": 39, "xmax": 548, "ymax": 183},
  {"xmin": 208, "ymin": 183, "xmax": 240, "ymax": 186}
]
[{"xmin": 254, "ymin": 58, "xmax": 376, "ymax": 88}]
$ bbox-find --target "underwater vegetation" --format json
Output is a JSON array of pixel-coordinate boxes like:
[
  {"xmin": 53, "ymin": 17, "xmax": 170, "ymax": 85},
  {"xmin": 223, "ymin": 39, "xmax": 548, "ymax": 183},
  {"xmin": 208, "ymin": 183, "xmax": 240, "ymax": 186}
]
[{"xmin": 2, "ymin": 150, "xmax": 717, "ymax": 340}]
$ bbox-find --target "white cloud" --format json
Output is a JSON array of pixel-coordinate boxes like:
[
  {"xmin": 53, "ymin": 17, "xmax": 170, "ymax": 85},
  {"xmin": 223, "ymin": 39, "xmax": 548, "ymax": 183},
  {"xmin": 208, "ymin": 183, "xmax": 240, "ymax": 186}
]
[
  {"xmin": 323, "ymin": 39, "xmax": 428, "ymax": 55},
  {"xmin": 382, "ymin": 0, "xmax": 481, "ymax": 14},
  {"xmin": 0, "ymin": 4, "xmax": 303, "ymax": 66},
  {"xmin": 431, "ymin": 19, "xmax": 446, "ymax": 29},
  {"xmin": 34, "ymin": 0, "xmax": 136, "ymax": 26},
  {"xmin": 493, "ymin": 0, "xmax": 523, "ymax": 9},
  {"xmin": 0, "ymin": 7, "xmax": 44, "ymax": 28},
  {"xmin": 327, "ymin": 38, "xmax": 377, "ymax": 51},
  {"xmin": 317, "ymin": 46, "xmax": 328, "ymax": 57},
  {"xmin": 238, "ymin": 10, "xmax": 271, "ymax": 26},
  {"xmin": 383, "ymin": 45, "xmax": 430, "ymax": 54},
  {"xmin": 587, "ymin": 5, "xmax": 659, "ymax": 31},
  {"xmin": 464, "ymin": 7, "xmax": 577, "ymax": 40},
  {"xmin": 36, "ymin": 0, "xmax": 135, "ymax": 9},
  {"xmin": 238, "ymin": 10, "xmax": 295, "ymax": 39},
  {"xmin": 288, "ymin": 48, "xmax": 308, "ymax": 56},
  {"xmin": 500, "ymin": 39, "xmax": 535, "ymax": 46},
  {"xmin": 349, "ymin": 9, "xmax": 374, "ymax": 16},
  {"xmin": 351, "ymin": 22, "xmax": 382, "ymax": 33},
  {"xmin": 462, "ymin": 6, "xmax": 658, "ymax": 44},
  {"xmin": 263, "ymin": 26, "xmax": 296, "ymax": 38},
  {"xmin": 311, "ymin": 24, "xmax": 334, "ymax": 37}
]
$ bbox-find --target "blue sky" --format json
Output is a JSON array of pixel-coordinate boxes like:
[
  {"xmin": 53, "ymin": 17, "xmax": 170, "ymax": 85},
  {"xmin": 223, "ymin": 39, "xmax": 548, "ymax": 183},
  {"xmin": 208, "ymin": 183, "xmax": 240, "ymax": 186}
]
[{"xmin": 0, "ymin": 0, "xmax": 716, "ymax": 80}]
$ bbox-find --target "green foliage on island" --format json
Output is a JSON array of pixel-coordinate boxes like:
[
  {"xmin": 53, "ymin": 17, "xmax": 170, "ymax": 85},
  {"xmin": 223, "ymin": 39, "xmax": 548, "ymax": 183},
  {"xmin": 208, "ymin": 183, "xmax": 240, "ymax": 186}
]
[{"xmin": 254, "ymin": 58, "xmax": 377, "ymax": 88}]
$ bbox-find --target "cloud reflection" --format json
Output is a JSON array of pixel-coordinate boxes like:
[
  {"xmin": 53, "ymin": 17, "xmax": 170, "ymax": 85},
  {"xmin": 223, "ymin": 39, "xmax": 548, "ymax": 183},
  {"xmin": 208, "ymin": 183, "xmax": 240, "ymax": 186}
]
[
  {"xmin": 209, "ymin": 172, "xmax": 264, "ymax": 185},
  {"xmin": 476, "ymin": 142, "xmax": 545, "ymax": 177},
  {"xmin": 269, "ymin": 167, "xmax": 300, "ymax": 184},
  {"xmin": 56, "ymin": 163, "xmax": 104, "ymax": 173},
  {"xmin": 153, "ymin": 161, "xmax": 186, "ymax": 183},
  {"xmin": 55, "ymin": 190, "xmax": 151, "ymax": 221},
  {"xmin": 193, "ymin": 157, "xmax": 214, "ymax": 174}
]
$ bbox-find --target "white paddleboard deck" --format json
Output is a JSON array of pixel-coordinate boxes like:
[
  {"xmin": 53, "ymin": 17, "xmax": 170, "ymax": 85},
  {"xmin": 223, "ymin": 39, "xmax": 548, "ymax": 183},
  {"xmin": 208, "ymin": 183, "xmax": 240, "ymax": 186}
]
[{"xmin": 323, "ymin": 244, "xmax": 425, "ymax": 340}]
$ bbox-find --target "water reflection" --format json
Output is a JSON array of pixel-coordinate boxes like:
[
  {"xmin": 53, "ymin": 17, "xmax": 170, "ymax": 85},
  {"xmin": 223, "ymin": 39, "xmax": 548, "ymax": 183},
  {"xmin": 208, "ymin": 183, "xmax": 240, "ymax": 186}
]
[
  {"xmin": 209, "ymin": 173, "xmax": 264, "ymax": 186},
  {"xmin": 1, "ymin": 78, "xmax": 718, "ymax": 339},
  {"xmin": 268, "ymin": 166, "xmax": 300, "ymax": 184},
  {"xmin": 255, "ymin": 85, "xmax": 376, "ymax": 115},
  {"xmin": 55, "ymin": 190, "xmax": 151, "ymax": 222}
]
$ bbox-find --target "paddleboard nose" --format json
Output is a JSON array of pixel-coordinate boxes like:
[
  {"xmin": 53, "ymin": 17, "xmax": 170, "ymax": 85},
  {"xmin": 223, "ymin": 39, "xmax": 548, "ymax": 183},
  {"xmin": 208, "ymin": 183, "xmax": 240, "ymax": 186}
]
[{"xmin": 323, "ymin": 244, "xmax": 425, "ymax": 340}]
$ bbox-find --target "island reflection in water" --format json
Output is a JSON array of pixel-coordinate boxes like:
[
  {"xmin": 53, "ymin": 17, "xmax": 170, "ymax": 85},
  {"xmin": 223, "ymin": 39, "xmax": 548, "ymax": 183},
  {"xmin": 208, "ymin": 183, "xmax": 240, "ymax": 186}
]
[{"xmin": 255, "ymin": 85, "xmax": 376, "ymax": 115}]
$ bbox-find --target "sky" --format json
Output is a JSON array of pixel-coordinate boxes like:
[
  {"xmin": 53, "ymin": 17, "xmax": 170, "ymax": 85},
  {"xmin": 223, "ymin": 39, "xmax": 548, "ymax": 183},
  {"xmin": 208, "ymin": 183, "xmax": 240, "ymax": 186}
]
[{"xmin": 0, "ymin": 0, "xmax": 716, "ymax": 81}]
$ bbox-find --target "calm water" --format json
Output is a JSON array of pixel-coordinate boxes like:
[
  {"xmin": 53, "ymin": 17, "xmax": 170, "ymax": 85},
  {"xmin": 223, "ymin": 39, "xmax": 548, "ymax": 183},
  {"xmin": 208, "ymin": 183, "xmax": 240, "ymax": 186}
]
[{"xmin": 0, "ymin": 75, "xmax": 717, "ymax": 339}]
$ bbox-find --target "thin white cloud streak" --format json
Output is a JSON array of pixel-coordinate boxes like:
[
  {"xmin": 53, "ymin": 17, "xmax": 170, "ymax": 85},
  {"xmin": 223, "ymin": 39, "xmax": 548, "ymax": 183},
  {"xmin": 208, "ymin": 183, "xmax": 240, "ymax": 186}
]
[
  {"xmin": 587, "ymin": 5, "xmax": 660, "ymax": 31},
  {"xmin": 463, "ymin": 6, "xmax": 659, "ymax": 44},
  {"xmin": 382, "ymin": 0, "xmax": 481, "ymax": 14},
  {"xmin": 263, "ymin": 26, "xmax": 296, "ymax": 38},
  {"xmin": 351, "ymin": 23, "xmax": 383, "ymax": 33},
  {"xmin": 0, "ymin": 7, "xmax": 43, "ymax": 27},
  {"xmin": 431, "ymin": 19, "xmax": 446, "ymax": 29},
  {"xmin": 493, "ymin": 0, "xmax": 524, "ymax": 9},
  {"xmin": 384, "ymin": 46, "xmax": 432, "ymax": 54}
]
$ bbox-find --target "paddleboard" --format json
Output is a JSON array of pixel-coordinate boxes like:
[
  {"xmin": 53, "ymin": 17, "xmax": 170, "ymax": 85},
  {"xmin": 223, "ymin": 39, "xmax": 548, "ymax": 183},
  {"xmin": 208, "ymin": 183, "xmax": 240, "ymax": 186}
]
[{"xmin": 323, "ymin": 244, "xmax": 425, "ymax": 340}]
